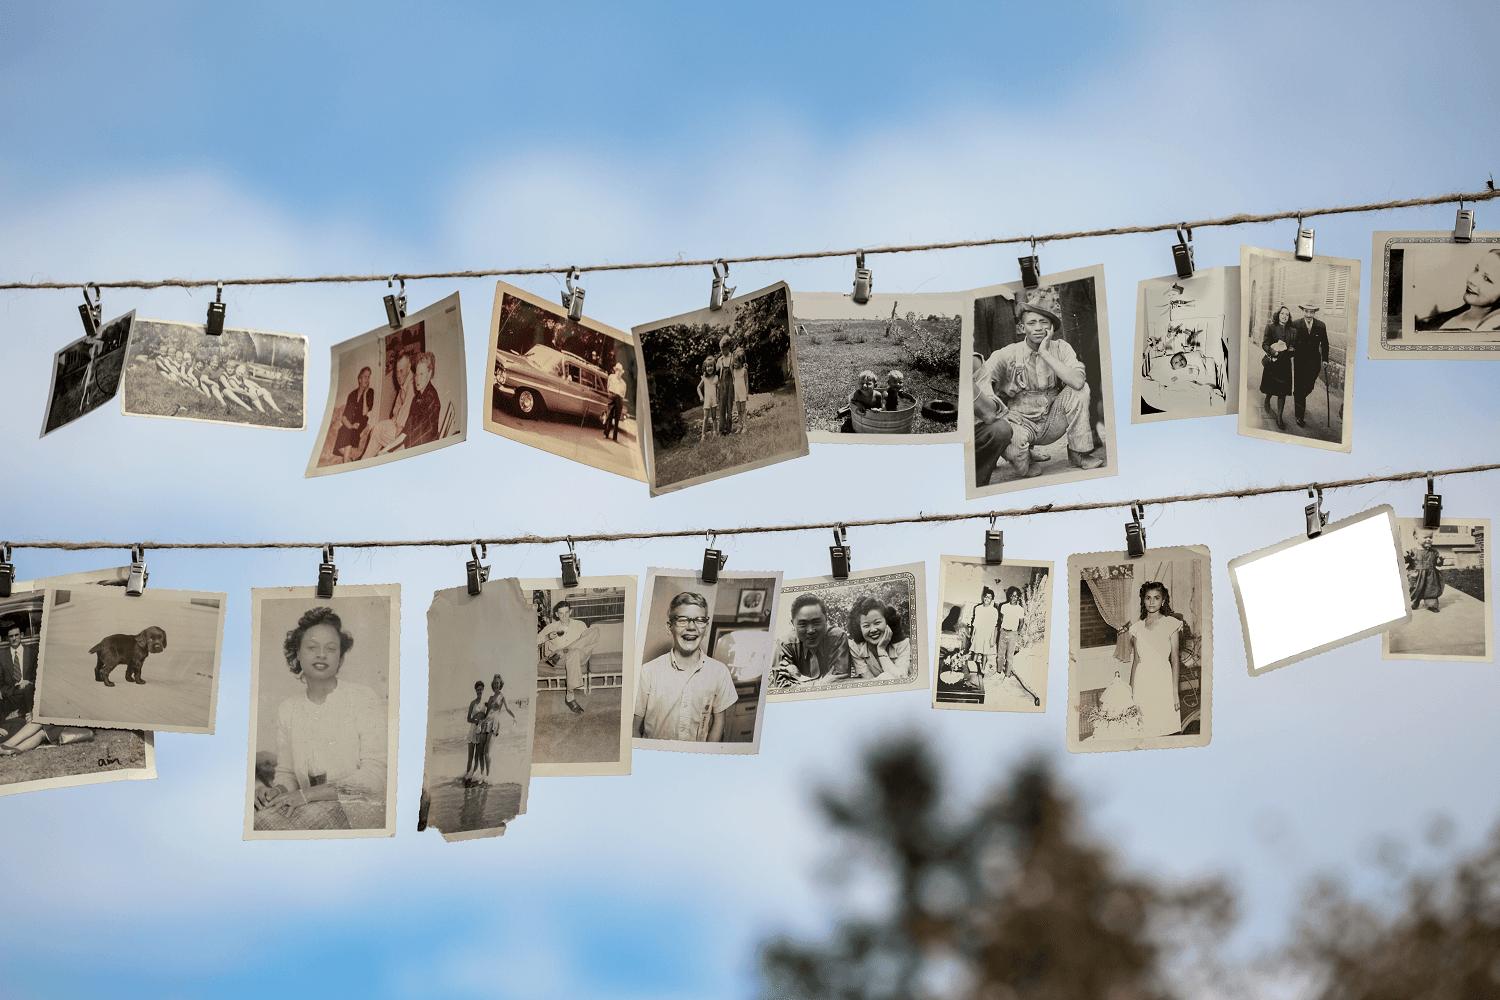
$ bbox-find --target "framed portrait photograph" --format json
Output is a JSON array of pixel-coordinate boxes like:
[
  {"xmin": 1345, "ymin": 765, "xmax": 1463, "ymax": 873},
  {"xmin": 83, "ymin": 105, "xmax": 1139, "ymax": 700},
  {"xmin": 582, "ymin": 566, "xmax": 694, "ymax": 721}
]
[
  {"xmin": 120, "ymin": 319, "xmax": 308, "ymax": 429},
  {"xmin": 1368, "ymin": 231, "xmax": 1500, "ymax": 359},
  {"xmin": 737, "ymin": 588, "xmax": 768, "ymax": 618},
  {"xmin": 932, "ymin": 556, "xmax": 1052, "ymax": 713},
  {"xmin": 1131, "ymin": 266, "xmax": 1240, "ymax": 423}
]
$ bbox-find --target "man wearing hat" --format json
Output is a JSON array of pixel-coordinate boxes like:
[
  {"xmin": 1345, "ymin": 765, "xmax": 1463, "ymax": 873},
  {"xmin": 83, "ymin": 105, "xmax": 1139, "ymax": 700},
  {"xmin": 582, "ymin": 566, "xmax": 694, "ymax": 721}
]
[
  {"xmin": 1291, "ymin": 302, "xmax": 1329, "ymax": 428},
  {"xmin": 976, "ymin": 287, "xmax": 1103, "ymax": 480}
]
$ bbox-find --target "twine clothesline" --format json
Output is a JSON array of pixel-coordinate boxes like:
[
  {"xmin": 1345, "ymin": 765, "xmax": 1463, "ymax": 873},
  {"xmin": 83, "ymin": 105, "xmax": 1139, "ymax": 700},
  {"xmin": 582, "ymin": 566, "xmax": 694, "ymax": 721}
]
[
  {"xmin": 2, "ymin": 184, "xmax": 1495, "ymax": 292},
  {"xmin": 6, "ymin": 462, "xmax": 1493, "ymax": 554}
]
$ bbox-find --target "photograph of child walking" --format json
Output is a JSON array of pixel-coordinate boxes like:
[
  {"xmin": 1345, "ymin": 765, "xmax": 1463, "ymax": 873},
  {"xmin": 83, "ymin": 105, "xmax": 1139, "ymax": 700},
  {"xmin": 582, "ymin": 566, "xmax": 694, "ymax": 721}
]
[{"xmin": 633, "ymin": 282, "xmax": 808, "ymax": 495}]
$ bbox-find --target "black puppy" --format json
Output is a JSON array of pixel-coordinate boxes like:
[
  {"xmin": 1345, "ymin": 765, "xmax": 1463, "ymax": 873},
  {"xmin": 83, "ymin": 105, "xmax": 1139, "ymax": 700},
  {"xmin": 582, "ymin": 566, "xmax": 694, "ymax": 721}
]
[{"xmin": 90, "ymin": 626, "xmax": 168, "ymax": 687}]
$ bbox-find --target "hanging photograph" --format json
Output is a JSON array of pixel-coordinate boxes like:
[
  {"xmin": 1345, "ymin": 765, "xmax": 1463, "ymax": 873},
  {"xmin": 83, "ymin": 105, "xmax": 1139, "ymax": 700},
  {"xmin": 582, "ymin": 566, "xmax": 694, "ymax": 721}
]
[
  {"xmin": 1237, "ymin": 246, "xmax": 1360, "ymax": 451},
  {"xmin": 0, "ymin": 567, "xmax": 156, "ymax": 799},
  {"xmin": 484, "ymin": 282, "xmax": 647, "ymax": 482},
  {"xmin": 769, "ymin": 563, "xmax": 927, "ymax": 703},
  {"xmin": 31, "ymin": 585, "xmax": 226, "ymax": 735},
  {"xmin": 632, "ymin": 282, "xmax": 808, "ymax": 496},
  {"xmin": 932, "ymin": 556, "xmax": 1053, "ymax": 713},
  {"xmin": 633, "ymin": 567, "xmax": 780, "ymax": 754},
  {"xmin": 244, "ymin": 585, "xmax": 400, "ymax": 840},
  {"xmin": 40, "ymin": 309, "xmax": 134, "ymax": 438},
  {"xmin": 1368, "ymin": 231, "xmax": 1500, "ymax": 359},
  {"xmin": 1131, "ymin": 266, "xmax": 1240, "ymax": 423},
  {"xmin": 521, "ymin": 574, "xmax": 637, "ymax": 777},
  {"xmin": 1067, "ymin": 545, "xmax": 1212, "ymax": 753},
  {"xmin": 963, "ymin": 265, "xmax": 1118, "ymax": 499},
  {"xmin": 418, "ymin": 579, "xmax": 535, "ymax": 842},
  {"xmin": 119, "ymin": 318, "xmax": 307, "ymax": 429},
  {"xmin": 306, "ymin": 291, "xmax": 466, "ymax": 477},
  {"xmin": 789, "ymin": 290, "xmax": 963, "ymax": 444},
  {"xmin": 1383, "ymin": 517, "xmax": 1492, "ymax": 662}
]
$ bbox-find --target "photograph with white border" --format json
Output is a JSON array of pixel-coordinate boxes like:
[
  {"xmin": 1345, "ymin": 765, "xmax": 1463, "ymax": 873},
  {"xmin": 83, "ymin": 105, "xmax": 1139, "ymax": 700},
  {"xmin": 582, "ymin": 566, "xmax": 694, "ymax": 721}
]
[
  {"xmin": 1384, "ymin": 516, "xmax": 1492, "ymax": 662},
  {"xmin": 770, "ymin": 562, "xmax": 927, "ymax": 703},
  {"xmin": 1369, "ymin": 231, "xmax": 1500, "ymax": 359},
  {"xmin": 244, "ymin": 585, "xmax": 400, "ymax": 840},
  {"xmin": 41, "ymin": 310, "xmax": 134, "ymax": 438},
  {"xmin": 633, "ymin": 567, "xmax": 780, "ymax": 755},
  {"xmin": 933, "ymin": 556, "xmax": 1052, "ymax": 714},
  {"xmin": 1131, "ymin": 266, "xmax": 1239, "ymax": 423},
  {"xmin": 307, "ymin": 291, "xmax": 466, "ymax": 476}
]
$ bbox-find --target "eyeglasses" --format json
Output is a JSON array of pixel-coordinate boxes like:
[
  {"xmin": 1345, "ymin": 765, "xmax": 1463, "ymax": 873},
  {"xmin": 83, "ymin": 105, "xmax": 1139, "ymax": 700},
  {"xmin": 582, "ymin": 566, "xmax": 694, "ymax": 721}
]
[{"xmin": 669, "ymin": 615, "xmax": 710, "ymax": 627}]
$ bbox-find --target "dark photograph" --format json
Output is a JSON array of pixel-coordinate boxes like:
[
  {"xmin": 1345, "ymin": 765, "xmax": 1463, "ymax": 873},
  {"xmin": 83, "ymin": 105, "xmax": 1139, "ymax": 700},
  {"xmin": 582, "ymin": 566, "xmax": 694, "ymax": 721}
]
[
  {"xmin": 120, "ymin": 319, "xmax": 307, "ymax": 429},
  {"xmin": 40, "ymin": 310, "xmax": 134, "ymax": 437}
]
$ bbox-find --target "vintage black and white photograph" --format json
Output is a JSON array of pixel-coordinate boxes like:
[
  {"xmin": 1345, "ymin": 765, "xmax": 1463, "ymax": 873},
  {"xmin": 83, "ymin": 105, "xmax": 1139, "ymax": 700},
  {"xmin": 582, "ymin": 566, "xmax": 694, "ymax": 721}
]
[
  {"xmin": 789, "ymin": 290, "xmax": 963, "ymax": 444},
  {"xmin": 0, "ymin": 568, "xmax": 156, "ymax": 798},
  {"xmin": 1067, "ymin": 546, "xmax": 1212, "ymax": 753},
  {"xmin": 31, "ymin": 585, "xmax": 226, "ymax": 735},
  {"xmin": 964, "ymin": 265, "xmax": 1118, "ymax": 498},
  {"xmin": 40, "ymin": 309, "xmax": 134, "ymax": 437},
  {"xmin": 418, "ymin": 580, "xmax": 534, "ymax": 842},
  {"xmin": 932, "ymin": 556, "xmax": 1052, "ymax": 713},
  {"xmin": 307, "ymin": 291, "xmax": 466, "ymax": 477},
  {"xmin": 1384, "ymin": 517, "xmax": 1492, "ymax": 662},
  {"xmin": 522, "ymin": 575, "xmax": 636, "ymax": 778},
  {"xmin": 1237, "ymin": 246, "xmax": 1360, "ymax": 451},
  {"xmin": 244, "ymin": 585, "xmax": 400, "ymax": 840},
  {"xmin": 633, "ymin": 567, "xmax": 780, "ymax": 755},
  {"xmin": 1369, "ymin": 231, "xmax": 1500, "ymax": 359},
  {"xmin": 1131, "ymin": 266, "xmax": 1239, "ymax": 423},
  {"xmin": 120, "ymin": 318, "xmax": 307, "ymax": 429},
  {"xmin": 485, "ymin": 282, "xmax": 647, "ymax": 482},
  {"xmin": 632, "ymin": 282, "xmax": 808, "ymax": 495},
  {"xmin": 769, "ymin": 563, "xmax": 927, "ymax": 704}
]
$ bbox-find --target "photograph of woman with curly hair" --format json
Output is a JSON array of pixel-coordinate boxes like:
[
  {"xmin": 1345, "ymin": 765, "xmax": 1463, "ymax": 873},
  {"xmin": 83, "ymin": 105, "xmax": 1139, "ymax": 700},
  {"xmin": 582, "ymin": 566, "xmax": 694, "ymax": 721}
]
[{"xmin": 245, "ymin": 586, "xmax": 400, "ymax": 840}]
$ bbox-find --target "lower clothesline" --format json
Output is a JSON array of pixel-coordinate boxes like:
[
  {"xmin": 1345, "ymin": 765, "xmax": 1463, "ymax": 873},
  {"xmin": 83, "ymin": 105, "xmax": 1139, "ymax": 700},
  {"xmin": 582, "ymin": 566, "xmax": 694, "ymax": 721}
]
[{"xmin": 6, "ymin": 460, "xmax": 1495, "ymax": 552}]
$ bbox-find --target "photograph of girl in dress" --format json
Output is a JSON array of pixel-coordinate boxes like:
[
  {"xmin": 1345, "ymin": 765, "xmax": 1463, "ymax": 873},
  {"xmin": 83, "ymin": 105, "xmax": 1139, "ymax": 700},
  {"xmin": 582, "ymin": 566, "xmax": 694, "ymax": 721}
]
[
  {"xmin": 1383, "ymin": 518, "xmax": 1492, "ymax": 663},
  {"xmin": 933, "ymin": 557, "xmax": 1052, "ymax": 713},
  {"xmin": 246, "ymin": 589, "xmax": 399, "ymax": 839},
  {"xmin": 1068, "ymin": 547, "xmax": 1211, "ymax": 752}
]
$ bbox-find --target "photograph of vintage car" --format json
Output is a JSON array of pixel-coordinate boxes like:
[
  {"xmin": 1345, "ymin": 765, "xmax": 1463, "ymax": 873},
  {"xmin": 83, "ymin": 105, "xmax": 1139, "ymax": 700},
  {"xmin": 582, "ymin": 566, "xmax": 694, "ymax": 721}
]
[{"xmin": 483, "ymin": 282, "xmax": 647, "ymax": 483}]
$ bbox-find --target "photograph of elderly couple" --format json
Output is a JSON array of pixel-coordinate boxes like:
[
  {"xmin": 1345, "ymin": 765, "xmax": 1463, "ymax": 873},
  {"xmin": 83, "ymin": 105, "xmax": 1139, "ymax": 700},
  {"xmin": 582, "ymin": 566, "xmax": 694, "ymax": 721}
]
[
  {"xmin": 41, "ymin": 309, "xmax": 134, "ymax": 438},
  {"xmin": 965, "ymin": 265, "xmax": 1118, "ymax": 499},
  {"xmin": 1131, "ymin": 267, "xmax": 1239, "ymax": 423},
  {"xmin": 308, "ymin": 291, "xmax": 467, "ymax": 477},
  {"xmin": 119, "ymin": 319, "xmax": 307, "ymax": 429},
  {"xmin": 933, "ymin": 557, "xmax": 1053, "ymax": 713},
  {"xmin": 484, "ymin": 282, "xmax": 647, "ymax": 483},
  {"xmin": 245, "ymin": 586, "xmax": 400, "ymax": 840},
  {"xmin": 1384, "ymin": 517, "xmax": 1492, "ymax": 663},
  {"xmin": 1238, "ymin": 246, "xmax": 1359, "ymax": 452},
  {"xmin": 523, "ymin": 576, "xmax": 636, "ymax": 777},
  {"xmin": 633, "ymin": 568, "xmax": 779, "ymax": 754},
  {"xmin": 769, "ymin": 564, "xmax": 928, "ymax": 703},
  {"xmin": 1370, "ymin": 232, "xmax": 1500, "ymax": 359},
  {"xmin": 0, "ymin": 567, "xmax": 156, "ymax": 799},
  {"xmin": 789, "ymin": 290, "xmax": 963, "ymax": 444},
  {"xmin": 633, "ymin": 283, "xmax": 808, "ymax": 496},
  {"xmin": 1067, "ymin": 546, "xmax": 1212, "ymax": 753}
]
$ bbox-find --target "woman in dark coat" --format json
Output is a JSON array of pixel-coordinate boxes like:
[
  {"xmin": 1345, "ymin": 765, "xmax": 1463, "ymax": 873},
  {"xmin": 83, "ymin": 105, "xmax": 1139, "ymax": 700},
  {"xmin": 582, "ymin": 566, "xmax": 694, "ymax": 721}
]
[
  {"xmin": 1409, "ymin": 536, "xmax": 1445, "ymax": 612},
  {"xmin": 1259, "ymin": 306, "xmax": 1295, "ymax": 430}
]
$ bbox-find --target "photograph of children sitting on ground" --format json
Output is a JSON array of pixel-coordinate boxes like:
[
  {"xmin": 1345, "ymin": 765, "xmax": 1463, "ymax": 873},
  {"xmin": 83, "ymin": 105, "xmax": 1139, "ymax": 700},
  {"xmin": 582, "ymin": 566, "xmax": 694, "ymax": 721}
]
[
  {"xmin": 121, "ymin": 319, "xmax": 306, "ymax": 429},
  {"xmin": 528, "ymin": 581, "xmax": 634, "ymax": 770},
  {"xmin": 789, "ymin": 290, "xmax": 962, "ymax": 443},
  {"xmin": 933, "ymin": 557, "xmax": 1051, "ymax": 713},
  {"xmin": 634, "ymin": 282, "xmax": 808, "ymax": 495}
]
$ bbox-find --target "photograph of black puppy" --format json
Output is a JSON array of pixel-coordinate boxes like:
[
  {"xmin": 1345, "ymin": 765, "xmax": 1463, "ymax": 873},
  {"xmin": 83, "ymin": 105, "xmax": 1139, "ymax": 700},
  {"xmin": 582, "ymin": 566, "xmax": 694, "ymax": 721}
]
[{"xmin": 92, "ymin": 626, "xmax": 168, "ymax": 687}]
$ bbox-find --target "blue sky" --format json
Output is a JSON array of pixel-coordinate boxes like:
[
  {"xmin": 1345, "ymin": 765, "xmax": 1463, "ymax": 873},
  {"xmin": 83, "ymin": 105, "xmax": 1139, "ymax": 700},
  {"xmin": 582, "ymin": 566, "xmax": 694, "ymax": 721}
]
[{"xmin": 2, "ymin": 2, "xmax": 1499, "ymax": 998}]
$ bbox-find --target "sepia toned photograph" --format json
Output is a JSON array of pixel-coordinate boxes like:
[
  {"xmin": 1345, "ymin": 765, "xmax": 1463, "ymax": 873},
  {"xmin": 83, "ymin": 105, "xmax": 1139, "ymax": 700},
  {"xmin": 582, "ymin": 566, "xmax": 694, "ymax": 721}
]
[
  {"xmin": 1131, "ymin": 266, "xmax": 1240, "ymax": 423},
  {"xmin": 1067, "ymin": 545, "xmax": 1212, "ymax": 753},
  {"xmin": 244, "ymin": 585, "xmax": 400, "ymax": 840},
  {"xmin": 932, "ymin": 556, "xmax": 1053, "ymax": 713},
  {"xmin": 1384, "ymin": 517, "xmax": 1492, "ymax": 662},
  {"xmin": 40, "ymin": 310, "xmax": 134, "ymax": 437},
  {"xmin": 1369, "ymin": 232, "xmax": 1500, "ymax": 359},
  {"xmin": 633, "ymin": 567, "xmax": 780, "ymax": 755},
  {"xmin": 485, "ymin": 282, "xmax": 647, "ymax": 482},
  {"xmin": 790, "ymin": 290, "xmax": 963, "ymax": 444},
  {"xmin": 769, "ymin": 563, "xmax": 927, "ymax": 703},
  {"xmin": 964, "ymin": 265, "xmax": 1118, "ymax": 498},
  {"xmin": 0, "ymin": 568, "xmax": 156, "ymax": 798},
  {"xmin": 522, "ymin": 575, "xmax": 636, "ymax": 777},
  {"xmin": 120, "ymin": 318, "xmax": 307, "ymax": 429},
  {"xmin": 307, "ymin": 291, "xmax": 467, "ymax": 477},
  {"xmin": 633, "ymin": 283, "xmax": 808, "ymax": 496},
  {"xmin": 1237, "ymin": 246, "xmax": 1360, "ymax": 451},
  {"xmin": 32, "ymin": 585, "xmax": 226, "ymax": 735},
  {"xmin": 418, "ymin": 580, "xmax": 534, "ymax": 842}
]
